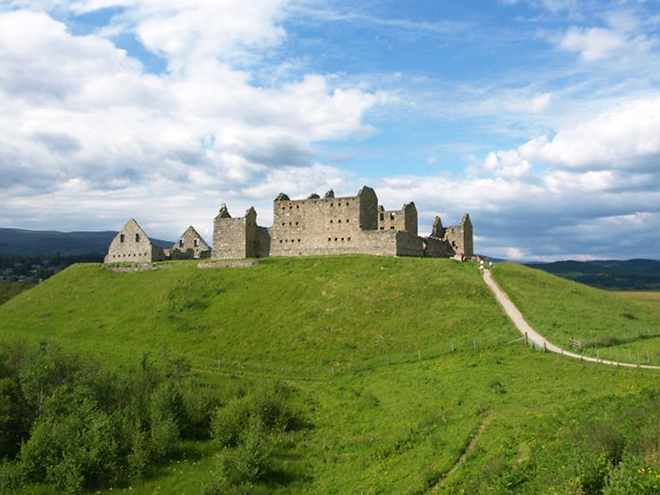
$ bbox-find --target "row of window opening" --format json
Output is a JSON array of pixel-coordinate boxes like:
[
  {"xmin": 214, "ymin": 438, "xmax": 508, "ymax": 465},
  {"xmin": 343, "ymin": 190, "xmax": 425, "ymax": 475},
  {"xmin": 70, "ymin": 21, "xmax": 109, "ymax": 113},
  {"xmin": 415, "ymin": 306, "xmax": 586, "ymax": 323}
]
[
  {"xmin": 119, "ymin": 234, "xmax": 140, "ymax": 243},
  {"xmin": 328, "ymin": 237, "xmax": 351, "ymax": 242},
  {"xmin": 329, "ymin": 219, "xmax": 350, "ymax": 224}
]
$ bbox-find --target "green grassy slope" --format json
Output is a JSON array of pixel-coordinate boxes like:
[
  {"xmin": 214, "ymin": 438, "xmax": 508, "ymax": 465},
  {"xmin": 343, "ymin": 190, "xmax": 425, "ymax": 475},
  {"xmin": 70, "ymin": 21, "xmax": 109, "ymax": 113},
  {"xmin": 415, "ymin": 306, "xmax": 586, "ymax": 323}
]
[
  {"xmin": 0, "ymin": 256, "xmax": 512, "ymax": 372},
  {"xmin": 2, "ymin": 257, "xmax": 660, "ymax": 494},
  {"xmin": 493, "ymin": 262, "xmax": 660, "ymax": 363}
]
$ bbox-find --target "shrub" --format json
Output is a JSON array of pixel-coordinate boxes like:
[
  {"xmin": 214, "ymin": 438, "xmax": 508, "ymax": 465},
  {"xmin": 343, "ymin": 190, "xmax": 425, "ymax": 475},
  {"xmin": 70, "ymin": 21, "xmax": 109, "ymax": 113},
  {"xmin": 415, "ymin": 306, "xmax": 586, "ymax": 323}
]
[
  {"xmin": 211, "ymin": 381, "xmax": 302, "ymax": 448},
  {"xmin": 19, "ymin": 393, "xmax": 119, "ymax": 493}
]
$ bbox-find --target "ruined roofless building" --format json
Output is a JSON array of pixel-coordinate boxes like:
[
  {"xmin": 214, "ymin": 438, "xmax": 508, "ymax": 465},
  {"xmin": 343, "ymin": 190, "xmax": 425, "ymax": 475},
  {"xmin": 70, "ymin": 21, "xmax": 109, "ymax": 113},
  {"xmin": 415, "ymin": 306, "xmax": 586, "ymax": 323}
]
[
  {"xmin": 169, "ymin": 226, "xmax": 211, "ymax": 260},
  {"xmin": 104, "ymin": 219, "xmax": 167, "ymax": 263},
  {"xmin": 211, "ymin": 186, "xmax": 473, "ymax": 259},
  {"xmin": 105, "ymin": 220, "xmax": 210, "ymax": 263}
]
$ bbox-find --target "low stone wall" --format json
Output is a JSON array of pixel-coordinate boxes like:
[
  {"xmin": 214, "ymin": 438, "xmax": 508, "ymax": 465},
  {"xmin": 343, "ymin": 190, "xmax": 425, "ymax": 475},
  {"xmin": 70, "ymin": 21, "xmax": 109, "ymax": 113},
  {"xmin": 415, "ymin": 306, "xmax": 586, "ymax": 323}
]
[
  {"xmin": 197, "ymin": 260, "xmax": 260, "ymax": 269},
  {"xmin": 103, "ymin": 263, "xmax": 170, "ymax": 273}
]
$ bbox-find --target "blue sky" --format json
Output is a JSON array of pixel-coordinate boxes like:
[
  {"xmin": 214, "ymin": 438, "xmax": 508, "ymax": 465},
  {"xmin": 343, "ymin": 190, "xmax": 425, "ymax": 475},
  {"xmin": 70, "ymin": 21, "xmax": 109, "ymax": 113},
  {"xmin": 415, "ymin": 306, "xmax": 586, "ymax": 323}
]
[{"xmin": 0, "ymin": 0, "xmax": 659, "ymax": 260}]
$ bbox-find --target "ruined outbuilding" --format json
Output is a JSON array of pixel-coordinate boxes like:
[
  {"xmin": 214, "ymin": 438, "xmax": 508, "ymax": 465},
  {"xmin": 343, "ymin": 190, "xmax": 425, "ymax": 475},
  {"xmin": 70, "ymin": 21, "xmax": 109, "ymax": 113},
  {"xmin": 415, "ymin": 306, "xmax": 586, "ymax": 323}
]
[
  {"xmin": 169, "ymin": 226, "xmax": 211, "ymax": 260},
  {"xmin": 104, "ymin": 219, "xmax": 167, "ymax": 263}
]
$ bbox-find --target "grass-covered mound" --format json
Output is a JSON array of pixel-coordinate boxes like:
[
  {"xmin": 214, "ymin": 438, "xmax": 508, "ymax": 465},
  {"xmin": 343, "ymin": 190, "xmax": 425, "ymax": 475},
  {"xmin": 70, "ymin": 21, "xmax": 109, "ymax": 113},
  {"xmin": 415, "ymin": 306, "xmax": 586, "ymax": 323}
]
[
  {"xmin": 493, "ymin": 262, "xmax": 660, "ymax": 363},
  {"xmin": 2, "ymin": 257, "xmax": 660, "ymax": 494},
  {"xmin": 0, "ymin": 256, "xmax": 512, "ymax": 372}
]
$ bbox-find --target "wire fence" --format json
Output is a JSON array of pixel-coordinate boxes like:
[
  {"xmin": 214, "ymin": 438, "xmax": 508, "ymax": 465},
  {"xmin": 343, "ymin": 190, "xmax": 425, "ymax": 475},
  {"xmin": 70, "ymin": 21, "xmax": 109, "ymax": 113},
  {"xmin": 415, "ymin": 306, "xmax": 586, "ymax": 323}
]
[
  {"xmin": 3, "ymin": 326, "xmax": 659, "ymax": 379},
  {"xmin": 0, "ymin": 330, "xmax": 530, "ymax": 380}
]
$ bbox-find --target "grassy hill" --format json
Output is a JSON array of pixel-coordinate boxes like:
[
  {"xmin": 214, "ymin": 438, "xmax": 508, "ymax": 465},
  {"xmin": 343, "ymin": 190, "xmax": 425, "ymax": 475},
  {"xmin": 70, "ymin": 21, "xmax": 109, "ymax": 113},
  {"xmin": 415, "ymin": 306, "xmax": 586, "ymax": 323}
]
[
  {"xmin": 2, "ymin": 256, "xmax": 660, "ymax": 494},
  {"xmin": 493, "ymin": 262, "xmax": 660, "ymax": 363}
]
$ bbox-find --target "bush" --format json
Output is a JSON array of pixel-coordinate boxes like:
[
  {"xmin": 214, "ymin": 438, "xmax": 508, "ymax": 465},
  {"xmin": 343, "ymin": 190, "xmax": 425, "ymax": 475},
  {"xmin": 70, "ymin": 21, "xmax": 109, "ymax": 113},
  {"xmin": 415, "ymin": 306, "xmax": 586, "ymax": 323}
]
[
  {"xmin": 19, "ymin": 393, "xmax": 119, "ymax": 493},
  {"xmin": 211, "ymin": 381, "xmax": 301, "ymax": 448},
  {"xmin": 203, "ymin": 420, "xmax": 273, "ymax": 494}
]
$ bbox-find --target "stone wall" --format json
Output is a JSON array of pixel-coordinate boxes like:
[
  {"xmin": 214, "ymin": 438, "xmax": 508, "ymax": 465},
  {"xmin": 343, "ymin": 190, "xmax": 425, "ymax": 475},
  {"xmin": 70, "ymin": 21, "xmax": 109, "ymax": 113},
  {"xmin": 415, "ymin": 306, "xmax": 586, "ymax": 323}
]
[
  {"xmin": 377, "ymin": 202, "xmax": 418, "ymax": 235},
  {"xmin": 395, "ymin": 230, "xmax": 425, "ymax": 256},
  {"xmin": 104, "ymin": 219, "xmax": 166, "ymax": 263},
  {"xmin": 444, "ymin": 214, "xmax": 473, "ymax": 257},
  {"xmin": 424, "ymin": 236, "xmax": 451, "ymax": 257},
  {"xmin": 170, "ymin": 226, "xmax": 211, "ymax": 259},
  {"xmin": 269, "ymin": 189, "xmax": 368, "ymax": 257}
]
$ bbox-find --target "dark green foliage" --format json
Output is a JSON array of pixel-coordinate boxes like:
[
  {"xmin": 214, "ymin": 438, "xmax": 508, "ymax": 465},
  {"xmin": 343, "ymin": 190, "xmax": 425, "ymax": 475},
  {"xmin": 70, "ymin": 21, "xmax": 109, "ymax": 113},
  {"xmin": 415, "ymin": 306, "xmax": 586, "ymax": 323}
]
[
  {"xmin": 0, "ymin": 340, "xmax": 225, "ymax": 493},
  {"xmin": 0, "ymin": 281, "xmax": 34, "ymax": 306},
  {"xmin": 211, "ymin": 381, "xmax": 302, "ymax": 448},
  {"xmin": 20, "ymin": 391, "xmax": 119, "ymax": 493}
]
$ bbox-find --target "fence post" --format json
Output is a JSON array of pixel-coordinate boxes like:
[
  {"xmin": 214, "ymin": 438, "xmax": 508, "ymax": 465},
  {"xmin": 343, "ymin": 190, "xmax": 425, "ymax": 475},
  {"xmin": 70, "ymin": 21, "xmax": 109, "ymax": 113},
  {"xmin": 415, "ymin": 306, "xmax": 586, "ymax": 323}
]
[
  {"xmin": 418, "ymin": 350, "xmax": 422, "ymax": 361},
  {"xmin": 525, "ymin": 333, "xmax": 528, "ymax": 345},
  {"xmin": 451, "ymin": 343, "xmax": 455, "ymax": 353},
  {"xmin": 472, "ymin": 340, "xmax": 476, "ymax": 350}
]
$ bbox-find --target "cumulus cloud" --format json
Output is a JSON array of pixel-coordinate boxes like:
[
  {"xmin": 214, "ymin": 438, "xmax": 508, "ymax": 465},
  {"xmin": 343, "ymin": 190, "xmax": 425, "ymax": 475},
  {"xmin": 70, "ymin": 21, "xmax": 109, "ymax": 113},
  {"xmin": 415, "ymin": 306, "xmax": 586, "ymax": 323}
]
[
  {"xmin": 0, "ymin": 5, "xmax": 382, "ymax": 211},
  {"xmin": 483, "ymin": 97, "xmax": 660, "ymax": 172}
]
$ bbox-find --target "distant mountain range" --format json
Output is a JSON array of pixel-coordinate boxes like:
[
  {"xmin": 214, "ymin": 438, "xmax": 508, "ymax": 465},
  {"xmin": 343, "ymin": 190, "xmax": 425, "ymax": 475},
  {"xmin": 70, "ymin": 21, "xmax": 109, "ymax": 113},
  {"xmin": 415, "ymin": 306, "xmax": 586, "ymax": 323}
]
[
  {"xmin": 0, "ymin": 228, "xmax": 172, "ymax": 257},
  {"xmin": 526, "ymin": 259, "xmax": 660, "ymax": 291}
]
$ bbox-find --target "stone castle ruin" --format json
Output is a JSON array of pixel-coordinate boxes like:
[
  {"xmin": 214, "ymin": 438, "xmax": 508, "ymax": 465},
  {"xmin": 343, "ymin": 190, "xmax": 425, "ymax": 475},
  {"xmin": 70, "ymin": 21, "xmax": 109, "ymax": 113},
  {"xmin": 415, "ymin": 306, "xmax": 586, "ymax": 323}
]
[{"xmin": 105, "ymin": 186, "xmax": 473, "ymax": 262}]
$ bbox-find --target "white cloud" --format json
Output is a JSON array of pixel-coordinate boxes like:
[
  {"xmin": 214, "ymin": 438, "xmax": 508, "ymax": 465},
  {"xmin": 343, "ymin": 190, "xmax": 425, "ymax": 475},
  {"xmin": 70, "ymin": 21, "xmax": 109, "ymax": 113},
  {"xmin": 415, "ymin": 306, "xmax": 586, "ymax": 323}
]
[
  {"xmin": 557, "ymin": 25, "xmax": 656, "ymax": 61},
  {"xmin": 0, "ymin": 7, "xmax": 382, "ymax": 191},
  {"xmin": 483, "ymin": 97, "xmax": 660, "ymax": 172}
]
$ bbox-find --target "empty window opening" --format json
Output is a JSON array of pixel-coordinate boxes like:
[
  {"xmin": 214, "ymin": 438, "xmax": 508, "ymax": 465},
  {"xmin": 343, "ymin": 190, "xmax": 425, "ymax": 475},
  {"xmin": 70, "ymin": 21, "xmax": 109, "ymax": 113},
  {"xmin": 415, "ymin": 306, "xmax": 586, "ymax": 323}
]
[
  {"xmin": 334, "ymin": 237, "xmax": 338, "ymax": 241},
  {"xmin": 379, "ymin": 213, "xmax": 384, "ymax": 221},
  {"xmin": 289, "ymin": 206, "xmax": 292, "ymax": 209},
  {"xmin": 341, "ymin": 237, "xmax": 344, "ymax": 241},
  {"xmin": 179, "ymin": 239, "xmax": 184, "ymax": 248},
  {"xmin": 346, "ymin": 202, "xmax": 349, "ymax": 206},
  {"xmin": 379, "ymin": 227, "xmax": 384, "ymax": 230},
  {"xmin": 296, "ymin": 205, "xmax": 299, "ymax": 208},
  {"xmin": 298, "ymin": 239, "xmax": 301, "ymax": 242},
  {"xmin": 346, "ymin": 219, "xmax": 349, "ymax": 223},
  {"xmin": 295, "ymin": 222, "xmax": 299, "ymax": 225},
  {"xmin": 279, "ymin": 240, "xmax": 283, "ymax": 243},
  {"xmin": 194, "ymin": 239, "xmax": 199, "ymax": 247},
  {"xmin": 390, "ymin": 213, "xmax": 395, "ymax": 220},
  {"xmin": 330, "ymin": 219, "xmax": 333, "ymax": 223},
  {"xmin": 289, "ymin": 222, "xmax": 292, "ymax": 225},
  {"xmin": 282, "ymin": 222, "xmax": 285, "ymax": 226},
  {"xmin": 347, "ymin": 237, "xmax": 351, "ymax": 241},
  {"xmin": 282, "ymin": 207, "xmax": 286, "ymax": 210},
  {"xmin": 338, "ymin": 219, "xmax": 341, "ymax": 223},
  {"xmin": 330, "ymin": 203, "xmax": 334, "ymax": 207},
  {"xmin": 390, "ymin": 226, "xmax": 395, "ymax": 230},
  {"xmin": 120, "ymin": 234, "xmax": 125, "ymax": 243},
  {"xmin": 328, "ymin": 237, "xmax": 331, "ymax": 242},
  {"xmin": 135, "ymin": 233, "xmax": 140, "ymax": 242}
]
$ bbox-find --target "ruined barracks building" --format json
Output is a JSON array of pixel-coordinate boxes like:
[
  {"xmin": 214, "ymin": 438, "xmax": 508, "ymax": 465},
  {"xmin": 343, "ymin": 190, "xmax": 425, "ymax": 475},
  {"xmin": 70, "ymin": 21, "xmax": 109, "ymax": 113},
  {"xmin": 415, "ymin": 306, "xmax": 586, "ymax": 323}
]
[{"xmin": 105, "ymin": 186, "xmax": 473, "ymax": 262}]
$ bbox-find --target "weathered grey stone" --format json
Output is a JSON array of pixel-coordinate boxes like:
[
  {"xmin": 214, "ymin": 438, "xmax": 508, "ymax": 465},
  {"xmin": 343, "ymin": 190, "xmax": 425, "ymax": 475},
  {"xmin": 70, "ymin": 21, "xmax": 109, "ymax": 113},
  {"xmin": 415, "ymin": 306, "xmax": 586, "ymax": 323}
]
[
  {"xmin": 170, "ymin": 226, "xmax": 211, "ymax": 260},
  {"xmin": 104, "ymin": 219, "xmax": 166, "ymax": 263},
  {"xmin": 211, "ymin": 185, "xmax": 472, "ymax": 259},
  {"xmin": 105, "ymin": 185, "xmax": 474, "ymax": 264}
]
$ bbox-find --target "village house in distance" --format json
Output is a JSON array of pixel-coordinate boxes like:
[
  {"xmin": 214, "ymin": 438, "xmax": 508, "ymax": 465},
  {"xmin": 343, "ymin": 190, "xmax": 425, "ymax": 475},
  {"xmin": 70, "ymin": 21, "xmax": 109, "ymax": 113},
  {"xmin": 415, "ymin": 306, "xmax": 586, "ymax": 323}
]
[{"xmin": 104, "ymin": 186, "xmax": 473, "ymax": 262}]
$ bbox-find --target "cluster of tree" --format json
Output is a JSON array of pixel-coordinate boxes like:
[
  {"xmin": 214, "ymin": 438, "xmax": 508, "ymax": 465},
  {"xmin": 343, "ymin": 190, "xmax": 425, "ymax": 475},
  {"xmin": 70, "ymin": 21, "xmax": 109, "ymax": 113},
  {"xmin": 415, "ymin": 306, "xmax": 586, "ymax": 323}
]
[
  {"xmin": 0, "ymin": 254, "xmax": 104, "ymax": 283},
  {"xmin": 0, "ymin": 340, "xmax": 307, "ymax": 494}
]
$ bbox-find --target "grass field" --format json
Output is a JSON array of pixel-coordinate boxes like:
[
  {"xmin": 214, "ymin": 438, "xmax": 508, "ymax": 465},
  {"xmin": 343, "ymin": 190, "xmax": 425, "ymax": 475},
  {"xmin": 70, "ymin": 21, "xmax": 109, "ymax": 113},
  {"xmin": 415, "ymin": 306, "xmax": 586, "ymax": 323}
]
[
  {"xmin": 2, "ymin": 256, "xmax": 660, "ymax": 493},
  {"xmin": 616, "ymin": 290, "xmax": 660, "ymax": 308},
  {"xmin": 492, "ymin": 262, "xmax": 660, "ymax": 364}
]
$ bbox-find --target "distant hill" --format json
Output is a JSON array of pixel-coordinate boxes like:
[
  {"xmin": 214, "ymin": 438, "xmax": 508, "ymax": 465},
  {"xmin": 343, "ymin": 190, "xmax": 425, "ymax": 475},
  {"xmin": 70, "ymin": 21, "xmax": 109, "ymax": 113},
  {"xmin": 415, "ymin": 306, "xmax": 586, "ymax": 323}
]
[
  {"xmin": 526, "ymin": 259, "xmax": 660, "ymax": 290},
  {"xmin": 0, "ymin": 227, "xmax": 172, "ymax": 257}
]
